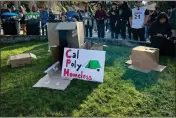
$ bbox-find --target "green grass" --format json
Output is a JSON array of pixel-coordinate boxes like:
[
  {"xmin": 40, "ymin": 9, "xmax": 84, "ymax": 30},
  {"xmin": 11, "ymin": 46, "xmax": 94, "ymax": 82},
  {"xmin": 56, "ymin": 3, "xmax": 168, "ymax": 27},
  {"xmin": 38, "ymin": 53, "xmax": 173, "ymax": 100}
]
[{"xmin": 1, "ymin": 41, "xmax": 176, "ymax": 117}]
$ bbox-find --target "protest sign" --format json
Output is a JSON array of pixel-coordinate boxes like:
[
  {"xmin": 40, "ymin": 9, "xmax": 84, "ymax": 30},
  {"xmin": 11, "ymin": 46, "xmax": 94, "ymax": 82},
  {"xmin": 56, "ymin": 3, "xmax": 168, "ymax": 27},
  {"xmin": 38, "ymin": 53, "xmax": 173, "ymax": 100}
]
[{"xmin": 61, "ymin": 48, "xmax": 106, "ymax": 83}]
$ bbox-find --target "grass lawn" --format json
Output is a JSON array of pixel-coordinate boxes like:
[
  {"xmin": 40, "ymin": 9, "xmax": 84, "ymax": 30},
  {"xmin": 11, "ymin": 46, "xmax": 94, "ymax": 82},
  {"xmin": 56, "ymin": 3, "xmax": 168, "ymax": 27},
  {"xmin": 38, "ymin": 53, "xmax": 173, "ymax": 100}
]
[{"xmin": 1, "ymin": 41, "xmax": 176, "ymax": 117}]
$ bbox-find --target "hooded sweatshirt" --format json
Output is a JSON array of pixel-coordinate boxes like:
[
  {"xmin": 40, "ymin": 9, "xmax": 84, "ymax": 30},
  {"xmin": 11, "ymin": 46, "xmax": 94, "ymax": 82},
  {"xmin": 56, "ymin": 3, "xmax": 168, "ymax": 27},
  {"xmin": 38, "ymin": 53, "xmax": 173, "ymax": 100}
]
[{"xmin": 149, "ymin": 12, "xmax": 172, "ymax": 37}]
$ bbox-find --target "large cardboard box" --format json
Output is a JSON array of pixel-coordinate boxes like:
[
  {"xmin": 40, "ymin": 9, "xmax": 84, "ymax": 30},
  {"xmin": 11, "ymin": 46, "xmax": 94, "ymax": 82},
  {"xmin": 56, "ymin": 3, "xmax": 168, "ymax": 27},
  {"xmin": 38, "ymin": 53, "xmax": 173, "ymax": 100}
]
[
  {"xmin": 55, "ymin": 22, "xmax": 84, "ymax": 48},
  {"xmin": 47, "ymin": 23, "xmax": 60, "ymax": 46},
  {"xmin": 7, "ymin": 53, "xmax": 37, "ymax": 68},
  {"xmin": 131, "ymin": 46, "xmax": 159, "ymax": 70},
  {"xmin": 126, "ymin": 46, "xmax": 166, "ymax": 73}
]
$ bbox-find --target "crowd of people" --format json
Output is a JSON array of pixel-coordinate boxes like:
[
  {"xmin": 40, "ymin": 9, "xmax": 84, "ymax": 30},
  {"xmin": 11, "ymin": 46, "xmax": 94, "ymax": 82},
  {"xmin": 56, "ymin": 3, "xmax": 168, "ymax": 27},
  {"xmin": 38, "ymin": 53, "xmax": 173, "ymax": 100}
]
[{"xmin": 0, "ymin": 1, "xmax": 176, "ymax": 42}]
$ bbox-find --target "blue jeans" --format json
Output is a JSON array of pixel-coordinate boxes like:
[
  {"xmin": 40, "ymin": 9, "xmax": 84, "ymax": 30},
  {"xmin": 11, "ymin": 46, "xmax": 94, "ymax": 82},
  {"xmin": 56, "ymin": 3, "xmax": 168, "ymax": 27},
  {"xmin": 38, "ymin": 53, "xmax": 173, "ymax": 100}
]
[{"xmin": 145, "ymin": 26, "xmax": 150, "ymax": 40}]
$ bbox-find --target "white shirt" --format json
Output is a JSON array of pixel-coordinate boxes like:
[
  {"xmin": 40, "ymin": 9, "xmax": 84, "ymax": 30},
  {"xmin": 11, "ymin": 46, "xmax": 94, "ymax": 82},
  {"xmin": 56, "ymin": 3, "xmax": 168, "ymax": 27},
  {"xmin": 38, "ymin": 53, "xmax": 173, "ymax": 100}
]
[{"xmin": 132, "ymin": 7, "xmax": 146, "ymax": 29}]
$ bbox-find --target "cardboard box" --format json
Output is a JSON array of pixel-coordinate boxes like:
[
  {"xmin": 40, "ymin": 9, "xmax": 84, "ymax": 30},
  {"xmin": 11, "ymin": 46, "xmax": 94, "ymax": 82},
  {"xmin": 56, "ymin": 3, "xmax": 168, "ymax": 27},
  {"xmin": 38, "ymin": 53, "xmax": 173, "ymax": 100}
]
[
  {"xmin": 126, "ymin": 46, "xmax": 166, "ymax": 73},
  {"xmin": 131, "ymin": 46, "xmax": 159, "ymax": 70},
  {"xmin": 47, "ymin": 23, "xmax": 60, "ymax": 46},
  {"xmin": 91, "ymin": 43, "xmax": 104, "ymax": 51},
  {"xmin": 7, "ymin": 53, "xmax": 37, "ymax": 68},
  {"xmin": 55, "ymin": 22, "xmax": 84, "ymax": 48}
]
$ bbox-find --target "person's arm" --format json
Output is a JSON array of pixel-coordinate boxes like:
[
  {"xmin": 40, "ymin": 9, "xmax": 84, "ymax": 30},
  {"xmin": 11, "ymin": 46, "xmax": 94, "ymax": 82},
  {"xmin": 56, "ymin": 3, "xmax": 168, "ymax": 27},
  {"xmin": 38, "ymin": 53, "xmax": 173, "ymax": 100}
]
[
  {"xmin": 101, "ymin": 9, "xmax": 107, "ymax": 20},
  {"xmin": 129, "ymin": 10, "xmax": 132, "ymax": 27},
  {"xmin": 95, "ymin": 10, "xmax": 99, "ymax": 20},
  {"xmin": 167, "ymin": 23, "xmax": 172, "ymax": 37},
  {"xmin": 148, "ymin": 22, "xmax": 157, "ymax": 36},
  {"xmin": 144, "ymin": 9, "xmax": 149, "ymax": 26}
]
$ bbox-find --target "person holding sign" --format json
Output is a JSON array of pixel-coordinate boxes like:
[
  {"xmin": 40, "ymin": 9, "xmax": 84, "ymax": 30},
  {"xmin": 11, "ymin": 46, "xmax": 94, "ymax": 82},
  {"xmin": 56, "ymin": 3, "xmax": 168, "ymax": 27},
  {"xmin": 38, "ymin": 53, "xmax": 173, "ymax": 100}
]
[{"xmin": 129, "ymin": 1, "xmax": 149, "ymax": 41}]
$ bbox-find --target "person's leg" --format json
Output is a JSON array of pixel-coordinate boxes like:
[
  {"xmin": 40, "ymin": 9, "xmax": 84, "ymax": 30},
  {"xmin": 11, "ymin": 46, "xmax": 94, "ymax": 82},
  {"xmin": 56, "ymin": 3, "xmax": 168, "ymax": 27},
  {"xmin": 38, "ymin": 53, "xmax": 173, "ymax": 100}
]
[
  {"xmin": 132, "ymin": 28, "xmax": 138, "ymax": 41},
  {"xmin": 101, "ymin": 23, "xmax": 105, "ymax": 38},
  {"xmin": 121, "ymin": 21, "xmax": 127, "ymax": 39},
  {"xmin": 128, "ymin": 23, "xmax": 131, "ymax": 39},
  {"xmin": 97, "ymin": 22, "xmax": 101, "ymax": 38},
  {"xmin": 139, "ymin": 28, "xmax": 145, "ymax": 41},
  {"xmin": 85, "ymin": 25, "xmax": 88, "ymax": 37},
  {"xmin": 110, "ymin": 25, "xmax": 115, "ymax": 38},
  {"xmin": 45, "ymin": 25, "xmax": 48, "ymax": 36},
  {"xmin": 89, "ymin": 26, "xmax": 93, "ymax": 37}
]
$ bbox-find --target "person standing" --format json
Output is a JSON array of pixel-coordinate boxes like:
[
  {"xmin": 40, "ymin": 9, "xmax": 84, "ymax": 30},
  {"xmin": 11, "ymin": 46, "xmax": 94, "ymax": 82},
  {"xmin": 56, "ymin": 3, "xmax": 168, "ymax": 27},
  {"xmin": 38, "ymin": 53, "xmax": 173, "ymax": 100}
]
[
  {"xmin": 19, "ymin": 6, "xmax": 27, "ymax": 35},
  {"xmin": 170, "ymin": 4, "xmax": 176, "ymax": 38},
  {"xmin": 48, "ymin": 8, "xmax": 56, "ymax": 21},
  {"xmin": 108, "ymin": 2, "xmax": 119, "ymax": 39},
  {"xmin": 117, "ymin": 1, "xmax": 131, "ymax": 39},
  {"xmin": 83, "ymin": 5, "xmax": 94, "ymax": 37},
  {"xmin": 129, "ymin": 1, "xmax": 149, "ymax": 41},
  {"xmin": 95, "ymin": 3, "xmax": 107, "ymax": 38},
  {"xmin": 150, "ymin": 6, "xmax": 160, "ymax": 23},
  {"xmin": 40, "ymin": 7, "xmax": 49, "ymax": 36}
]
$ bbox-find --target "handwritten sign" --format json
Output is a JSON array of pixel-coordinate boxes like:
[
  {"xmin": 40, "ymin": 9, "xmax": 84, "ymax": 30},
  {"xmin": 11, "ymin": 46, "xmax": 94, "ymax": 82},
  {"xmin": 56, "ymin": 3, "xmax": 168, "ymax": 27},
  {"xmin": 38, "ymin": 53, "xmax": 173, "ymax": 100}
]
[{"xmin": 61, "ymin": 48, "xmax": 106, "ymax": 83}]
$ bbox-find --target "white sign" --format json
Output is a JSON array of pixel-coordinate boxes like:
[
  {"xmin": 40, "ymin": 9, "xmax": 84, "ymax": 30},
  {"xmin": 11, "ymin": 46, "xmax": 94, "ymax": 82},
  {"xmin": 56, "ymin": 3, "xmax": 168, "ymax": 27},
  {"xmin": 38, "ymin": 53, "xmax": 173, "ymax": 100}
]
[{"xmin": 61, "ymin": 48, "xmax": 106, "ymax": 83}]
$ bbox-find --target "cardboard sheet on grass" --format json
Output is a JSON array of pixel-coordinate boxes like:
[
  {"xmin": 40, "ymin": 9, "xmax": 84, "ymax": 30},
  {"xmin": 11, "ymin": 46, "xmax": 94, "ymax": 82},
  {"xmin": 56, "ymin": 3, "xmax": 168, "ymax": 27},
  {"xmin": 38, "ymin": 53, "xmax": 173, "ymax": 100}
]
[
  {"xmin": 7, "ymin": 53, "xmax": 37, "ymax": 68},
  {"xmin": 61, "ymin": 48, "xmax": 106, "ymax": 83},
  {"xmin": 126, "ymin": 46, "xmax": 166, "ymax": 73},
  {"xmin": 33, "ymin": 61, "xmax": 72, "ymax": 90}
]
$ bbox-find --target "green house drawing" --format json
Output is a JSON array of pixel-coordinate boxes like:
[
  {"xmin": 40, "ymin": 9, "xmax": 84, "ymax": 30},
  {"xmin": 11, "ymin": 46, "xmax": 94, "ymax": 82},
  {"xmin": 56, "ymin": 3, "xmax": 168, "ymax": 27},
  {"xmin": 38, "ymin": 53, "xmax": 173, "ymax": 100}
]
[{"xmin": 85, "ymin": 60, "xmax": 101, "ymax": 71}]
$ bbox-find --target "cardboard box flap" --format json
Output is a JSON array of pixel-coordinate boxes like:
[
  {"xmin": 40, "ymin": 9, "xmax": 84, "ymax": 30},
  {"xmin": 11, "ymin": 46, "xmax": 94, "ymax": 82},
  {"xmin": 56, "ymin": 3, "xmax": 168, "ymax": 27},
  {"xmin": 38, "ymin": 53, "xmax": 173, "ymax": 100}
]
[
  {"xmin": 129, "ymin": 65, "xmax": 151, "ymax": 73},
  {"xmin": 7, "ymin": 57, "xmax": 11, "ymax": 65},
  {"xmin": 44, "ymin": 61, "xmax": 60, "ymax": 77},
  {"xmin": 55, "ymin": 22, "xmax": 77, "ymax": 30},
  {"xmin": 133, "ymin": 46, "xmax": 159, "ymax": 53},
  {"xmin": 153, "ymin": 65, "xmax": 167, "ymax": 72},
  {"xmin": 29, "ymin": 53, "xmax": 37, "ymax": 59},
  {"xmin": 125, "ymin": 60, "xmax": 132, "ymax": 65}
]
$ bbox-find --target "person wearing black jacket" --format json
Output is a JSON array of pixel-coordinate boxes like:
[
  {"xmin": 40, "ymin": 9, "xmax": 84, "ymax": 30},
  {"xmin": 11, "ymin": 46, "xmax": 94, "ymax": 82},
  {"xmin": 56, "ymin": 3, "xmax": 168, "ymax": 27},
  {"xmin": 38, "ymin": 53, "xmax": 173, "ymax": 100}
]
[
  {"xmin": 117, "ymin": 1, "xmax": 131, "ymax": 39},
  {"xmin": 149, "ymin": 12, "xmax": 175, "ymax": 56},
  {"xmin": 108, "ymin": 2, "xmax": 119, "ymax": 39},
  {"xmin": 150, "ymin": 6, "xmax": 160, "ymax": 23}
]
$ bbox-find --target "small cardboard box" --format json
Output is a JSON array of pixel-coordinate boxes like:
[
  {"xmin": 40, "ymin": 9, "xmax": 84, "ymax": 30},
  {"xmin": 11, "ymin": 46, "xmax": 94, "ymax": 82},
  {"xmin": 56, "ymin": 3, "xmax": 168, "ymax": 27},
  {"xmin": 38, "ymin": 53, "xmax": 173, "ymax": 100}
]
[
  {"xmin": 131, "ymin": 46, "xmax": 159, "ymax": 70},
  {"xmin": 47, "ymin": 22, "xmax": 60, "ymax": 46},
  {"xmin": 7, "ymin": 53, "xmax": 37, "ymax": 68},
  {"xmin": 55, "ymin": 22, "xmax": 85, "ymax": 48},
  {"xmin": 126, "ymin": 46, "xmax": 166, "ymax": 73}
]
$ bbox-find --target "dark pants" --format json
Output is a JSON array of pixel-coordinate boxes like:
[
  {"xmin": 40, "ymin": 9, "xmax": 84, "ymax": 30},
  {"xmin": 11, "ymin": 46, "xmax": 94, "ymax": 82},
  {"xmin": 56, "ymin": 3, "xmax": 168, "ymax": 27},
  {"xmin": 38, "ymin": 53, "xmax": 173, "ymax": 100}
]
[
  {"xmin": 110, "ymin": 23, "xmax": 118, "ymax": 39},
  {"xmin": 117, "ymin": 20, "xmax": 127, "ymax": 39},
  {"xmin": 127, "ymin": 21, "xmax": 132, "ymax": 39},
  {"xmin": 132, "ymin": 28, "xmax": 145, "ymax": 41},
  {"xmin": 85, "ymin": 25, "xmax": 93, "ymax": 37},
  {"xmin": 150, "ymin": 36, "xmax": 176, "ymax": 57},
  {"xmin": 97, "ymin": 22, "xmax": 105, "ymax": 38},
  {"xmin": 42, "ymin": 23, "xmax": 47, "ymax": 36}
]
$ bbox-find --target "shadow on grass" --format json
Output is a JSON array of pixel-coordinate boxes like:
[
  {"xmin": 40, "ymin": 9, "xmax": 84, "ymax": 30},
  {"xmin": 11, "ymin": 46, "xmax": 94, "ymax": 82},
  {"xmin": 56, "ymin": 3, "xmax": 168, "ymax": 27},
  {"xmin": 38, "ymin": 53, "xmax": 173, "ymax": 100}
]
[
  {"xmin": 1, "ymin": 41, "xmax": 99, "ymax": 117},
  {"xmin": 121, "ymin": 68, "xmax": 159, "ymax": 90}
]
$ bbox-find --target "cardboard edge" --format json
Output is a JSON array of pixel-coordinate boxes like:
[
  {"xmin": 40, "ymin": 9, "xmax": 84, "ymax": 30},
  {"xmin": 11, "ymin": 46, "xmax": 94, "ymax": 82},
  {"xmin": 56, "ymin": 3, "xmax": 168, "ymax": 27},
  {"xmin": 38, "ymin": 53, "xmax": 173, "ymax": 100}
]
[
  {"xmin": 125, "ymin": 60, "xmax": 132, "ymax": 65},
  {"xmin": 7, "ymin": 57, "xmax": 11, "ymax": 65},
  {"xmin": 29, "ymin": 53, "xmax": 37, "ymax": 59},
  {"xmin": 44, "ymin": 61, "xmax": 60, "ymax": 73},
  {"xmin": 128, "ymin": 65, "xmax": 151, "ymax": 73},
  {"xmin": 153, "ymin": 65, "xmax": 167, "ymax": 72}
]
